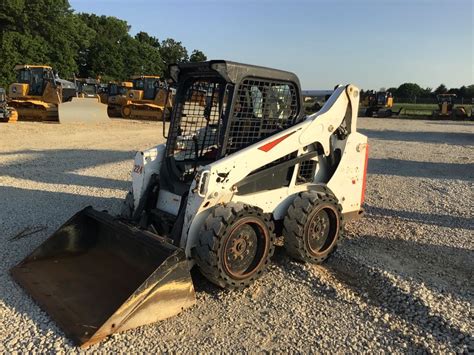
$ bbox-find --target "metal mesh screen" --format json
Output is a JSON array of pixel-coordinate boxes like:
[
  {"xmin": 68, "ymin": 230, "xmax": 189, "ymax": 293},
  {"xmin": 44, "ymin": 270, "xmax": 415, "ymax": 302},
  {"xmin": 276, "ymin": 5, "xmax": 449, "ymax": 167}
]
[
  {"xmin": 296, "ymin": 160, "xmax": 316, "ymax": 184},
  {"xmin": 167, "ymin": 79, "xmax": 228, "ymax": 163},
  {"xmin": 225, "ymin": 79, "xmax": 298, "ymax": 154}
]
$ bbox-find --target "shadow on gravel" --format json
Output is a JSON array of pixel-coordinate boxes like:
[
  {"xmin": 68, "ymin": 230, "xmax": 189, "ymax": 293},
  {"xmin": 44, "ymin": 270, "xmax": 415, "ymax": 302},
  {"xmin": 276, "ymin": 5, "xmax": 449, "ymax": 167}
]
[
  {"xmin": 0, "ymin": 149, "xmax": 134, "ymax": 190},
  {"xmin": 359, "ymin": 129, "xmax": 473, "ymax": 146},
  {"xmin": 368, "ymin": 158, "xmax": 474, "ymax": 181},
  {"xmin": 365, "ymin": 205, "xmax": 474, "ymax": 230},
  {"xmin": 324, "ymin": 254, "xmax": 471, "ymax": 350},
  {"xmin": 272, "ymin": 243, "xmax": 472, "ymax": 351},
  {"xmin": 271, "ymin": 247, "xmax": 432, "ymax": 351}
]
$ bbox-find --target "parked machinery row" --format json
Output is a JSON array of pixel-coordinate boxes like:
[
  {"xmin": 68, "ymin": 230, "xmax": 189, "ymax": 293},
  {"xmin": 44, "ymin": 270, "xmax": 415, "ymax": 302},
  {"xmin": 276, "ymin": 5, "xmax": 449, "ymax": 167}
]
[{"xmin": 1, "ymin": 64, "xmax": 173, "ymax": 123}]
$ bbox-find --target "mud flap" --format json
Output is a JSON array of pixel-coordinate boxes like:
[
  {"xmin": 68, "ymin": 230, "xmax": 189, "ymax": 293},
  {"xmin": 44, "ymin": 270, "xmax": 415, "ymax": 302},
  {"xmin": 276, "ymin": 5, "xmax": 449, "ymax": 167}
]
[
  {"xmin": 58, "ymin": 97, "xmax": 109, "ymax": 123},
  {"xmin": 10, "ymin": 207, "xmax": 196, "ymax": 348}
]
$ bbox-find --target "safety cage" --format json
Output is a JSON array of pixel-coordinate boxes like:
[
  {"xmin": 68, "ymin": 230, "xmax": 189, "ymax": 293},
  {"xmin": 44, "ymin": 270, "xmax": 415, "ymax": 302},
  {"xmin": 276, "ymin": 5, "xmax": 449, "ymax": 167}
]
[{"xmin": 165, "ymin": 74, "xmax": 300, "ymax": 181}]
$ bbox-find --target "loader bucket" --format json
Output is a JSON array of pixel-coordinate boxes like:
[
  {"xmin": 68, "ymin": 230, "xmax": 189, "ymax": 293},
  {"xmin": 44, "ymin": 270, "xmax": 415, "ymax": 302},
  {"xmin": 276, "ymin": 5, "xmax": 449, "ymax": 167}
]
[
  {"xmin": 10, "ymin": 207, "xmax": 196, "ymax": 348},
  {"xmin": 58, "ymin": 97, "xmax": 109, "ymax": 123}
]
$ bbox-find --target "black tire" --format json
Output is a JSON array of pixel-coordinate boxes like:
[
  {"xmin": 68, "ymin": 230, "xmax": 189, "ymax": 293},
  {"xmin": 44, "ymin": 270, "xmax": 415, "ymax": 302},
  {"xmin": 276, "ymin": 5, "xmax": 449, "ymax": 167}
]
[
  {"xmin": 365, "ymin": 108, "xmax": 374, "ymax": 117},
  {"xmin": 193, "ymin": 203, "xmax": 275, "ymax": 289},
  {"xmin": 283, "ymin": 191, "xmax": 343, "ymax": 263},
  {"xmin": 120, "ymin": 190, "xmax": 134, "ymax": 219}
]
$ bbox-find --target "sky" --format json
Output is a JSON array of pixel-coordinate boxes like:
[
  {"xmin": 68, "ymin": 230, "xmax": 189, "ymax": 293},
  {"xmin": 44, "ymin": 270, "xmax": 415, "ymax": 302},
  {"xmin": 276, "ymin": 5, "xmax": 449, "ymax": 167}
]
[{"xmin": 70, "ymin": 0, "xmax": 473, "ymax": 90}]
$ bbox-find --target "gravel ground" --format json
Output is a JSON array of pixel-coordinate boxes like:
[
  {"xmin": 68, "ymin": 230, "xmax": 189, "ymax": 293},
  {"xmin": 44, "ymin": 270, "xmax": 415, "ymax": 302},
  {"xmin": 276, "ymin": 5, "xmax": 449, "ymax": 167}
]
[{"xmin": 0, "ymin": 118, "xmax": 472, "ymax": 353}]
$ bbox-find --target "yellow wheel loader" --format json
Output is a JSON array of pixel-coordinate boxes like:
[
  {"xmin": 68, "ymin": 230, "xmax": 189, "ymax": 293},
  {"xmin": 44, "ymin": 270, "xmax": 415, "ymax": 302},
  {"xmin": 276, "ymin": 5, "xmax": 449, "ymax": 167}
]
[
  {"xmin": 118, "ymin": 75, "xmax": 174, "ymax": 120},
  {"xmin": 432, "ymin": 94, "xmax": 468, "ymax": 120},
  {"xmin": 0, "ymin": 87, "xmax": 18, "ymax": 122},
  {"xmin": 11, "ymin": 60, "xmax": 369, "ymax": 347},
  {"xmin": 107, "ymin": 81, "xmax": 133, "ymax": 117},
  {"xmin": 362, "ymin": 90, "xmax": 401, "ymax": 117},
  {"xmin": 8, "ymin": 65, "xmax": 108, "ymax": 123}
]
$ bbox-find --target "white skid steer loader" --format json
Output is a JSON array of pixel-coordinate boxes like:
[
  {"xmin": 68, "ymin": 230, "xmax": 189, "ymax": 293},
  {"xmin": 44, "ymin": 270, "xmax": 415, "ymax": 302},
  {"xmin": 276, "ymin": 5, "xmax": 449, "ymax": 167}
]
[{"xmin": 11, "ymin": 60, "xmax": 368, "ymax": 347}]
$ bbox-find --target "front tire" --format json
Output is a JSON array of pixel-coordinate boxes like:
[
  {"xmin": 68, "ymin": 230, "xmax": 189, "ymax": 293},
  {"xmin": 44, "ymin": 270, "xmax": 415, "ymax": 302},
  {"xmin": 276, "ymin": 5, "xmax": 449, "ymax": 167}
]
[
  {"xmin": 193, "ymin": 203, "xmax": 275, "ymax": 289},
  {"xmin": 283, "ymin": 191, "xmax": 343, "ymax": 263}
]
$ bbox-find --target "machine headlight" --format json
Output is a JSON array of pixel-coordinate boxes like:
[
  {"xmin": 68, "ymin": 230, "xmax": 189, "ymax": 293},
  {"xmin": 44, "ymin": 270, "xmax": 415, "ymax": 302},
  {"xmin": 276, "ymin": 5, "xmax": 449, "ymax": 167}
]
[
  {"xmin": 12, "ymin": 87, "xmax": 17, "ymax": 94},
  {"xmin": 129, "ymin": 93, "xmax": 134, "ymax": 98}
]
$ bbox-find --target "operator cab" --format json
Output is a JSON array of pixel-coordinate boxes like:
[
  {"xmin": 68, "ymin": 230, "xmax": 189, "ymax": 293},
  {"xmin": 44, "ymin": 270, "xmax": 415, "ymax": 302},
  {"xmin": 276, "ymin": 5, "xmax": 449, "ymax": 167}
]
[
  {"xmin": 160, "ymin": 60, "xmax": 303, "ymax": 195},
  {"xmin": 15, "ymin": 65, "xmax": 55, "ymax": 96},
  {"xmin": 132, "ymin": 76, "xmax": 163, "ymax": 100}
]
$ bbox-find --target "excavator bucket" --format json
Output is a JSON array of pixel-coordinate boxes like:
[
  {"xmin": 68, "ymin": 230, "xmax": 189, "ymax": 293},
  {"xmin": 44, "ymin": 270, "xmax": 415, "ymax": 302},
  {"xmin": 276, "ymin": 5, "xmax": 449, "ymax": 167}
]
[
  {"xmin": 58, "ymin": 97, "xmax": 109, "ymax": 123},
  {"xmin": 10, "ymin": 207, "xmax": 196, "ymax": 348}
]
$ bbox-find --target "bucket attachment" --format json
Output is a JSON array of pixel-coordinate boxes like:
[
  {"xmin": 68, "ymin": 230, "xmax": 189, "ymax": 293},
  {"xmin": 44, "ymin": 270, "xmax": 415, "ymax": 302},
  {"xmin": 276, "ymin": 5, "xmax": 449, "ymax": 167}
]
[
  {"xmin": 58, "ymin": 97, "xmax": 109, "ymax": 123},
  {"xmin": 10, "ymin": 207, "xmax": 196, "ymax": 348}
]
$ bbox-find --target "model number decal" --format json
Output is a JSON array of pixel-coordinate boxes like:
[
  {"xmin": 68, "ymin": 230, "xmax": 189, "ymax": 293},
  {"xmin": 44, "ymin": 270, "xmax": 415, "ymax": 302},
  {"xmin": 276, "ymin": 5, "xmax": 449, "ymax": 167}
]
[{"xmin": 133, "ymin": 164, "xmax": 143, "ymax": 174}]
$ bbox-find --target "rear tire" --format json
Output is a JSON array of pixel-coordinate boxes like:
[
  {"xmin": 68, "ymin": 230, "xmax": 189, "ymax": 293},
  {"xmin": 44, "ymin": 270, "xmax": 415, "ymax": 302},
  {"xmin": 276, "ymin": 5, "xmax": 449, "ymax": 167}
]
[
  {"xmin": 193, "ymin": 203, "xmax": 275, "ymax": 289},
  {"xmin": 283, "ymin": 191, "xmax": 343, "ymax": 263}
]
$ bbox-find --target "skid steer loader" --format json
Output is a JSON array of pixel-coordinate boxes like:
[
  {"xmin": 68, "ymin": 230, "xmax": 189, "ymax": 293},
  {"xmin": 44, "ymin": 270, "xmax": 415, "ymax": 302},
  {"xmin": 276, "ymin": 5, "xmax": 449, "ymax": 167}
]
[
  {"xmin": 0, "ymin": 87, "xmax": 18, "ymax": 122},
  {"xmin": 11, "ymin": 60, "xmax": 368, "ymax": 347},
  {"xmin": 119, "ymin": 75, "xmax": 173, "ymax": 120},
  {"xmin": 8, "ymin": 65, "xmax": 108, "ymax": 123}
]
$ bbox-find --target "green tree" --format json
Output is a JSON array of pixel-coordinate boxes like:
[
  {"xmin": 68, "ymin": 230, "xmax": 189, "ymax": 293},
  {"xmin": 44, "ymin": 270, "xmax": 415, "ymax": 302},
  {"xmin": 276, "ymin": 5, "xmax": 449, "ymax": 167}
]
[
  {"xmin": 159, "ymin": 38, "xmax": 188, "ymax": 67},
  {"xmin": 122, "ymin": 37, "xmax": 164, "ymax": 77},
  {"xmin": 0, "ymin": 0, "xmax": 93, "ymax": 86},
  {"xmin": 189, "ymin": 49, "xmax": 207, "ymax": 62},
  {"xmin": 465, "ymin": 85, "xmax": 474, "ymax": 99},
  {"xmin": 77, "ymin": 14, "xmax": 131, "ymax": 80},
  {"xmin": 135, "ymin": 31, "xmax": 160, "ymax": 48},
  {"xmin": 434, "ymin": 84, "xmax": 448, "ymax": 95},
  {"xmin": 396, "ymin": 83, "xmax": 423, "ymax": 100}
]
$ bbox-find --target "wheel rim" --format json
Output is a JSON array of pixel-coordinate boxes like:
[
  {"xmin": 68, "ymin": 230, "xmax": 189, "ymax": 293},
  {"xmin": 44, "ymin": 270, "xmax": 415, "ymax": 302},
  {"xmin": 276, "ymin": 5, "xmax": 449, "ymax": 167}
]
[
  {"xmin": 306, "ymin": 206, "xmax": 339, "ymax": 256},
  {"xmin": 122, "ymin": 106, "xmax": 131, "ymax": 117},
  {"xmin": 223, "ymin": 217, "xmax": 269, "ymax": 280}
]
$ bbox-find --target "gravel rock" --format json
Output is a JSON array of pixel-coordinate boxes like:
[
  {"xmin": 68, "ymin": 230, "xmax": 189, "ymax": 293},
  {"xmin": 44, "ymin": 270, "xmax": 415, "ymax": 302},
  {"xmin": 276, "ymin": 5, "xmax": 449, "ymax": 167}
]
[{"xmin": 0, "ymin": 118, "xmax": 472, "ymax": 352}]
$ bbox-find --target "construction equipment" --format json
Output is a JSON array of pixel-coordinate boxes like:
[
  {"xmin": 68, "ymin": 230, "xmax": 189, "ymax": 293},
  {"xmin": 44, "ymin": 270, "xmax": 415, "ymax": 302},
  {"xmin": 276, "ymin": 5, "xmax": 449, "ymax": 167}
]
[
  {"xmin": 11, "ymin": 60, "xmax": 368, "ymax": 347},
  {"xmin": 362, "ymin": 90, "xmax": 400, "ymax": 117},
  {"xmin": 432, "ymin": 94, "xmax": 468, "ymax": 120},
  {"xmin": 107, "ymin": 81, "xmax": 133, "ymax": 117},
  {"xmin": 75, "ymin": 78, "xmax": 101, "ymax": 99},
  {"xmin": 119, "ymin": 75, "xmax": 173, "ymax": 120},
  {"xmin": 0, "ymin": 87, "xmax": 18, "ymax": 122},
  {"xmin": 8, "ymin": 65, "xmax": 108, "ymax": 123}
]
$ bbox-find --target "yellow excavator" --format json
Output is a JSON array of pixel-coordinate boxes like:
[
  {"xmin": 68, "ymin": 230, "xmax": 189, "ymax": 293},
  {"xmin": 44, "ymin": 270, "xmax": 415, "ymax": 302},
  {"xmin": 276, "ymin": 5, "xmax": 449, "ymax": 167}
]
[
  {"xmin": 8, "ymin": 65, "xmax": 108, "ymax": 123},
  {"xmin": 107, "ymin": 81, "xmax": 133, "ymax": 117},
  {"xmin": 119, "ymin": 75, "xmax": 173, "ymax": 120},
  {"xmin": 0, "ymin": 87, "xmax": 18, "ymax": 123}
]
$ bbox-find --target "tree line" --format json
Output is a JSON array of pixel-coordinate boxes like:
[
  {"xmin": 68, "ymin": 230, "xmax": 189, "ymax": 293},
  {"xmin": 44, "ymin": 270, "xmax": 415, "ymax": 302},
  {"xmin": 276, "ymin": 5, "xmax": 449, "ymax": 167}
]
[
  {"xmin": 364, "ymin": 83, "xmax": 474, "ymax": 101},
  {"xmin": 0, "ymin": 0, "xmax": 207, "ymax": 88}
]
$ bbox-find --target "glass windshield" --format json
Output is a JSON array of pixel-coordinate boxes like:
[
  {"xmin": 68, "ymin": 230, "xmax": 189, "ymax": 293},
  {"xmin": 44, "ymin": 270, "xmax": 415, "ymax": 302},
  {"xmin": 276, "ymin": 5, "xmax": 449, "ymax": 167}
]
[
  {"xmin": 17, "ymin": 69, "xmax": 31, "ymax": 83},
  {"xmin": 108, "ymin": 84, "xmax": 118, "ymax": 96},
  {"xmin": 133, "ymin": 79, "xmax": 144, "ymax": 90}
]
